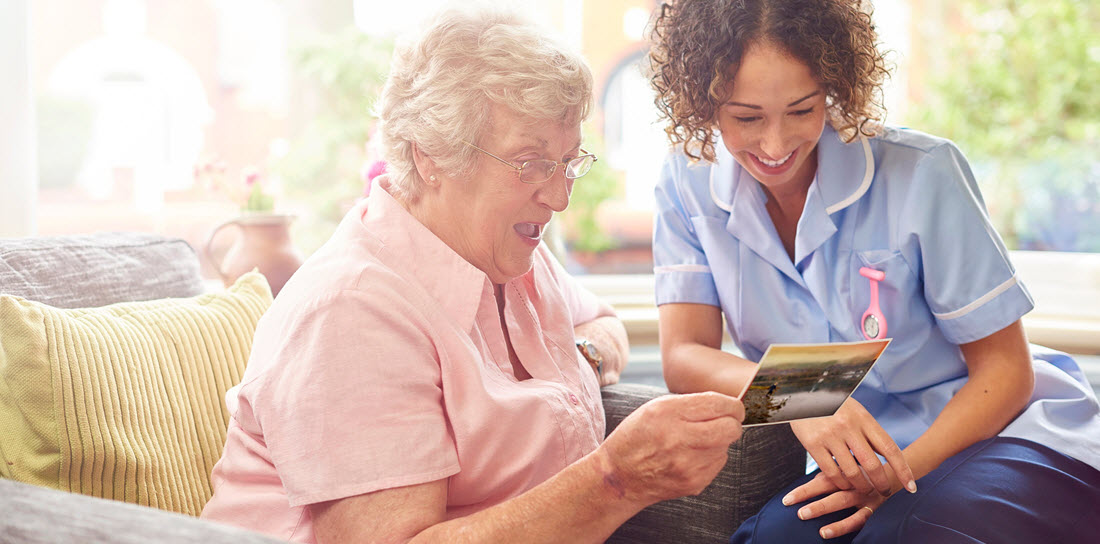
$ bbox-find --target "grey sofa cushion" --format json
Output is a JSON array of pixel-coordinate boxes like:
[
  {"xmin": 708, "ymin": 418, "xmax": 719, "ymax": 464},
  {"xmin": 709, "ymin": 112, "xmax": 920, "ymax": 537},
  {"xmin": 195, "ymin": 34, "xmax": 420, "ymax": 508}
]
[
  {"xmin": 0, "ymin": 232, "xmax": 205, "ymax": 308},
  {"xmin": 602, "ymin": 383, "xmax": 806, "ymax": 544},
  {"xmin": 0, "ymin": 479, "xmax": 282, "ymax": 544}
]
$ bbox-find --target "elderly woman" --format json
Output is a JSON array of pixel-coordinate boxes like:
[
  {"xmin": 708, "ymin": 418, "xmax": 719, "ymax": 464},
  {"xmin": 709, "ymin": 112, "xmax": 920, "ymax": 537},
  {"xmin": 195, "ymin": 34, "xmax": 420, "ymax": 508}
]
[{"xmin": 201, "ymin": 7, "xmax": 744, "ymax": 543}]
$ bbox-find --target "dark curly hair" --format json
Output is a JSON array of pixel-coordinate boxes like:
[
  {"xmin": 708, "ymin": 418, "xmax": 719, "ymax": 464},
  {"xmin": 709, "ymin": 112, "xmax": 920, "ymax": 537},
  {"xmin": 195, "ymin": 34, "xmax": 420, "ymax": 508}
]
[{"xmin": 648, "ymin": 0, "xmax": 890, "ymax": 162}]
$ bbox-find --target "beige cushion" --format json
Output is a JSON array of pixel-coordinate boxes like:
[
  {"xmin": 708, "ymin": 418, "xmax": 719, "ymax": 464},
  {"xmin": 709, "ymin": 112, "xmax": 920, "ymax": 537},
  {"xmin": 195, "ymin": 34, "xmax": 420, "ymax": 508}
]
[{"xmin": 0, "ymin": 272, "xmax": 271, "ymax": 516}]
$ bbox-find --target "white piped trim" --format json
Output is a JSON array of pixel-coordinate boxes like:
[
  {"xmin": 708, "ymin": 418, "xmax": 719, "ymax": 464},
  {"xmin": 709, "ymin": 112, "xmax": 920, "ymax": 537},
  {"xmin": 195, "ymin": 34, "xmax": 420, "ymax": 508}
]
[
  {"xmin": 825, "ymin": 135, "xmax": 874, "ymax": 214},
  {"xmin": 654, "ymin": 264, "xmax": 711, "ymax": 274},
  {"xmin": 933, "ymin": 274, "xmax": 1020, "ymax": 320},
  {"xmin": 710, "ymin": 165, "xmax": 733, "ymax": 212}
]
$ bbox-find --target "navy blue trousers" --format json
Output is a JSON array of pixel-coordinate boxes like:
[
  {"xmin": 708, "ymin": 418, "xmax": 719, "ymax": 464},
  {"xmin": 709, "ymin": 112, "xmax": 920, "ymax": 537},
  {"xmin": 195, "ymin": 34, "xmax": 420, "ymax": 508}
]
[{"xmin": 731, "ymin": 437, "xmax": 1100, "ymax": 543}]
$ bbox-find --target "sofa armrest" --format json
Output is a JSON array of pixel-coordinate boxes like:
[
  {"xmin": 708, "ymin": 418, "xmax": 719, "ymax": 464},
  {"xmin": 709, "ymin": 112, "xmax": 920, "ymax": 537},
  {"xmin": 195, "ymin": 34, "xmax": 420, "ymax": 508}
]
[
  {"xmin": 0, "ymin": 479, "xmax": 282, "ymax": 544},
  {"xmin": 601, "ymin": 383, "xmax": 806, "ymax": 543}
]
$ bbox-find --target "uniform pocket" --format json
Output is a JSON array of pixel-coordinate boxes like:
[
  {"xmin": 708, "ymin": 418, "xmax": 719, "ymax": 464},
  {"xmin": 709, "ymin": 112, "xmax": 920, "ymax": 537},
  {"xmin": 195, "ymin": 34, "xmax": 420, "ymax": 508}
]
[
  {"xmin": 850, "ymin": 249, "xmax": 923, "ymax": 339},
  {"xmin": 857, "ymin": 249, "xmax": 903, "ymax": 268}
]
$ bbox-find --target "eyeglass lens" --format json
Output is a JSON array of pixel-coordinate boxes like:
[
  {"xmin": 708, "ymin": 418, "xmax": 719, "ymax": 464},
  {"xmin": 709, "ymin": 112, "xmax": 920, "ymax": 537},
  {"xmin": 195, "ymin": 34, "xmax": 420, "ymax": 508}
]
[{"xmin": 518, "ymin": 155, "xmax": 595, "ymax": 183}]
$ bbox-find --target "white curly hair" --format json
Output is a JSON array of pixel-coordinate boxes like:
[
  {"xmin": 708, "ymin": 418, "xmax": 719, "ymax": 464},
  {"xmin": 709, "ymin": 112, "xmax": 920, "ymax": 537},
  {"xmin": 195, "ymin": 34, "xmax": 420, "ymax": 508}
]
[{"xmin": 376, "ymin": 5, "xmax": 594, "ymax": 201}]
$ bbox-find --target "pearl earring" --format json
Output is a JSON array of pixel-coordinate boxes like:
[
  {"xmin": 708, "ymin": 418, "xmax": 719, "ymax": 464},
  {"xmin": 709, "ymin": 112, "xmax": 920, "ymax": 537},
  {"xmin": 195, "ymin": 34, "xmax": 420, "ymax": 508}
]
[{"xmin": 429, "ymin": 175, "xmax": 437, "ymax": 182}]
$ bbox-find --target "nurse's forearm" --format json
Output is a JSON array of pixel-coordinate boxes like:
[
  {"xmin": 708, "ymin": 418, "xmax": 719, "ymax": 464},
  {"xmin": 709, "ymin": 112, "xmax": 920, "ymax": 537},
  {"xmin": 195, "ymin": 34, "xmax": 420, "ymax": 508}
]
[
  {"xmin": 900, "ymin": 321, "xmax": 1034, "ymax": 480},
  {"xmin": 901, "ymin": 376, "xmax": 1030, "ymax": 480},
  {"xmin": 658, "ymin": 303, "xmax": 757, "ymax": 396},
  {"xmin": 663, "ymin": 342, "xmax": 758, "ymax": 398}
]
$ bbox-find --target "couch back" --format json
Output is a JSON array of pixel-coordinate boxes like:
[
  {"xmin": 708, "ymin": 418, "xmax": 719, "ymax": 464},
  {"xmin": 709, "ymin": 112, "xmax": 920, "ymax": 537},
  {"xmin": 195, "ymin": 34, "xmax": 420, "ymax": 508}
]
[{"xmin": 0, "ymin": 232, "xmax": 206, "ymax": 307}]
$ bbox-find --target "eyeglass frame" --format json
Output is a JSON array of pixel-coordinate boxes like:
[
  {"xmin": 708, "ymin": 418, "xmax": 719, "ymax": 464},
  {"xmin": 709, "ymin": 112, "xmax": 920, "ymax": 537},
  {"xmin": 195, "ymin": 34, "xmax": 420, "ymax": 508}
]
[{"xmin": 459, "ymin": 139, "xmax": 598, "ymax": 184}]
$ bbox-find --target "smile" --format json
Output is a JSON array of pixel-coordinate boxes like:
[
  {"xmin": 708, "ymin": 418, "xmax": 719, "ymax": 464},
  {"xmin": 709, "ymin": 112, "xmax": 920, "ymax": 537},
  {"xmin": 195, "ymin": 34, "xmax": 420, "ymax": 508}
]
[{"xmin": 754, "ymin": 151, "xmax": 793, "ymax": 167}]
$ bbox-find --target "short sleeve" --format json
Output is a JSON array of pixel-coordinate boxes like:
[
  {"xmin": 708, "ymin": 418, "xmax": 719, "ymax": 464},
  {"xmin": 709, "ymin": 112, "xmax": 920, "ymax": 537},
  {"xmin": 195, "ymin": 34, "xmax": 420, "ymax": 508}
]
[
  {"xmin": 899, "ymin": 142, "xmax": 1034, "ymax": 344},
  {"xmin": 244, "ymin": 286, "xmax": 459, "ymax": 507},
  {"xmin": 653, "ymin": 155, "xmax": 721, "ymax": 307}
]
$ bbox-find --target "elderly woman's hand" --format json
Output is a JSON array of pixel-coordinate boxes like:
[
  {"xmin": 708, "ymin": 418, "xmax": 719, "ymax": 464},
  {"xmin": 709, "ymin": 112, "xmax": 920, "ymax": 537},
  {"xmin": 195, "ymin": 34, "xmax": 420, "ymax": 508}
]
[
  {"xmin": 788, "ymin": 397, "xmax": 916, "ymax": 496},
  {"xmin": 596, "ymin": 392, "xmax": 744, "ymax": 506}
]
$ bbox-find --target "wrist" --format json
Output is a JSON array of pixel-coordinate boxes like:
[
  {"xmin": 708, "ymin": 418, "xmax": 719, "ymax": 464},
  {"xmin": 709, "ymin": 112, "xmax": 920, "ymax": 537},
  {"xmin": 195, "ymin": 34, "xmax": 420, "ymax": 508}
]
[
  {"xmin": 586, "ymin": 446, "xmax": 650, "ymax": 513},
  {"xmin": 576, "ymin": 337, "xmax": 604, "ymax": 379}
]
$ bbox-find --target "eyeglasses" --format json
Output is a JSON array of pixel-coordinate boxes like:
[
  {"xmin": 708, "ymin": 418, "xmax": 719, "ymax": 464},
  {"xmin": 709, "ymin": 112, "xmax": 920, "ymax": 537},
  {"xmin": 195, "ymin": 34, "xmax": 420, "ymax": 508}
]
[{"xmin": 461, "ymin": 140, "xmax": 598, "ymax": 184}]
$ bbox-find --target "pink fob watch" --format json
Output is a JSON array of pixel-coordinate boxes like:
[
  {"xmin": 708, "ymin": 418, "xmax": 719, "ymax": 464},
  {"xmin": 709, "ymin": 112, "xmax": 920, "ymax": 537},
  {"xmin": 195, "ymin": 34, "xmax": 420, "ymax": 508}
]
[{"xmin": 859, "ymin": 267, "xmax": 888, "ymax": 340}]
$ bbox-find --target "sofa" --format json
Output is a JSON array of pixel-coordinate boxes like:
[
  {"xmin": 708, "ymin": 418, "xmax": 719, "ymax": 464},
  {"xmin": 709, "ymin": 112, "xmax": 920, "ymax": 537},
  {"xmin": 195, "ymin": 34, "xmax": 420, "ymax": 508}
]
[{"xmin": 0, "ymin": 231, "xmax": 805, "ymax": 543}]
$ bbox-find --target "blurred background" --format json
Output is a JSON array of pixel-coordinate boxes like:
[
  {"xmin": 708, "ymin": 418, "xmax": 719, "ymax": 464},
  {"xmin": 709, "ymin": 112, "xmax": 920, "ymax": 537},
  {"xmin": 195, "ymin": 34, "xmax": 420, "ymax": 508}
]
[
  {"xmin": 5, "ymin": 0, "xmax": 1095, "ymax": 267},
  {"xmin": 2, "ymin": 0, "xmax": 1098, "ymax": 385}
]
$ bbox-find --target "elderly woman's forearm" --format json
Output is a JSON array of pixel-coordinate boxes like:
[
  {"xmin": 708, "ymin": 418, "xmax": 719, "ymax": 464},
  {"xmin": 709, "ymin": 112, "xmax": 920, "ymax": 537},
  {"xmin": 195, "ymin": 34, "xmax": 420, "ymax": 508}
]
[{"xmin": 409, "ymin": 452, "xmax": 644, "ymax": 544}]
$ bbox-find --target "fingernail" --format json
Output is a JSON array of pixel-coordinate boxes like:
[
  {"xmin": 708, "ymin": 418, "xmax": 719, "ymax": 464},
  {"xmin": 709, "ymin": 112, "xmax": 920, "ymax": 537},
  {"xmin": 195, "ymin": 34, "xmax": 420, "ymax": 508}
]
[
  {"xmin": 782, "ymin": 493, "xmax": 794, "ymax": 506},
  {"xmin": 797, "ymin": 508, "xmax": 808, "ymax": 520},
  {"xmin": 821, "ymin": 528, "xmax": 833, "ymax": 539},
  {"xmin": 907, "ymin": 480, "xmax": 918, "ymax": 493}
]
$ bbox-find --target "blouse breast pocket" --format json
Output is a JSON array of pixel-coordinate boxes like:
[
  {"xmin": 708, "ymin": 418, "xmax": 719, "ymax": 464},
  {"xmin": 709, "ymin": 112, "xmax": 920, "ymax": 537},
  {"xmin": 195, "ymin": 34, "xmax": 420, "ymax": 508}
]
[{"xmin": 850, "ymin": 249, "xmax": 929, "ymax": 341}]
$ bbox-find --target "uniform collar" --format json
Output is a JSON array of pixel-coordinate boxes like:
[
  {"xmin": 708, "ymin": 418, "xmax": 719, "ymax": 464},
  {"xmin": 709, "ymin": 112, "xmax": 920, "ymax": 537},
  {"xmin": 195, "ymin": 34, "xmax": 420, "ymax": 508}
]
[
  {"xmin": 815, "ymin": 125, "xmax": 875, "ymax": 215},
  {"xmin": 710, "ymin": 125, "xmax": 875, "ymax": 275},
  {"xmin": 355, "ymin": 175, "xmax": 490, "ymax": 331}
]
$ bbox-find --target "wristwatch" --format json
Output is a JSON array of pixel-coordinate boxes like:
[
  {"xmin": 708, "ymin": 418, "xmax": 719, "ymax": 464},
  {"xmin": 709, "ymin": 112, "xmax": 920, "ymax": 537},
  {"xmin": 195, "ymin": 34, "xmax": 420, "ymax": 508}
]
[{"xmin": 575, "ymin": 337, "xmax": 603, "ymax": 378}]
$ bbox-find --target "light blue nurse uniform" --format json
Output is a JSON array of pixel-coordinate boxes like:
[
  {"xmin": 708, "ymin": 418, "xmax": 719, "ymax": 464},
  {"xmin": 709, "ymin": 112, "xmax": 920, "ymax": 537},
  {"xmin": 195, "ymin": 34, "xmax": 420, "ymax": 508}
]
[{"xmin": 654, "ymin": 126, "xmax": 1100, "ymax": 541}]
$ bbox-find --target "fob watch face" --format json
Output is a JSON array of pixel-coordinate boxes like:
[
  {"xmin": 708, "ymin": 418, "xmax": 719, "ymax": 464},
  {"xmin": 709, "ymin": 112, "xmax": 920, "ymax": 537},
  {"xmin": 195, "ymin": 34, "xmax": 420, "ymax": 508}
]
[{"xmin": 863, "ymin": 314, "xmax": 880, "ymax": 339}]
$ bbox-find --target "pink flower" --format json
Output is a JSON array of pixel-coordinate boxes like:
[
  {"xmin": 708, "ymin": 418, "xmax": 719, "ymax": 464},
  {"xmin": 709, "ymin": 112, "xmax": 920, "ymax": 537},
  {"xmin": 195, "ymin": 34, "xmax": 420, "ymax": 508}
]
[
  {"xmin": 367, "ymin": 160, "xmax": 387, "ymax": 181},
  {"xmin": 361, "ymin": 160, "xmax": 387, "ymax": 197},
  {"xmin": 241, "ymin": 166, "xmax": 262, "ymax": 187}
]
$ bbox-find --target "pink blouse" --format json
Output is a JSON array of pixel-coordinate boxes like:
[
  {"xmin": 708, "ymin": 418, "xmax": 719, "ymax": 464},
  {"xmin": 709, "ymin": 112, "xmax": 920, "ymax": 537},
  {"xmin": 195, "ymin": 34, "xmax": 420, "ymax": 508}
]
[{"xmin": 201, "ymin": 178, "xmax": 611, "ymax": 543}]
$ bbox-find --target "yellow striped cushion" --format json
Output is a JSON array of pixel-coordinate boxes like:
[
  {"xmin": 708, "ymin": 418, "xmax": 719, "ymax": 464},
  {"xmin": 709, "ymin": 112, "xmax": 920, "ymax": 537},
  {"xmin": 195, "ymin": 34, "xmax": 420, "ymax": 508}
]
[{"xmin": 0, "ymin": 272, "xmax": 271, "ymax": 516}]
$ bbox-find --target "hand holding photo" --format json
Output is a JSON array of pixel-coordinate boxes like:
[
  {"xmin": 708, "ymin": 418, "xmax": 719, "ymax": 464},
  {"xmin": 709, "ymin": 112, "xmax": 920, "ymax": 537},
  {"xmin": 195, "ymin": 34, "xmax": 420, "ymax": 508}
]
[{"xmin": 737, "ymin": 339, "xmax": 890, "ymax": 426}]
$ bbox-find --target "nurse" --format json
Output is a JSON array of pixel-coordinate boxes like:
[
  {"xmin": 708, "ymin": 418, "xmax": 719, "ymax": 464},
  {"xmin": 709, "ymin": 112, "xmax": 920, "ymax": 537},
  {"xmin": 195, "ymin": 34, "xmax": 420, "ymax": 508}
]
[{"xmin": 647, "ymin": 0, "xmax": 1100, "ymax": 542}]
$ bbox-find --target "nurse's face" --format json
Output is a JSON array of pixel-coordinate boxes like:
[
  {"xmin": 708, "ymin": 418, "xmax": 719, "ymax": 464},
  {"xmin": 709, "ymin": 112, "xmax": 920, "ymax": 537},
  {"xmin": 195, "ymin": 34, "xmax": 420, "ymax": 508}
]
[
  {"xmin": 433, "ymin": 105, "xmax": 580, "ymax": 284},
  {"xmin": 716, "ymin": 42, "xmax": 827, "ymax": 194}
]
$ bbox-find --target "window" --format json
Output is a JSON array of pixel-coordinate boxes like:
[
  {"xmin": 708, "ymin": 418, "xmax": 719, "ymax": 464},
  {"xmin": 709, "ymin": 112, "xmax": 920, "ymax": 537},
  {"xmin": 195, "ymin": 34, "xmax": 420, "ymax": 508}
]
[{"xmin": 7, "ymin": 0, "xmax": 1096, "ymax": 355}]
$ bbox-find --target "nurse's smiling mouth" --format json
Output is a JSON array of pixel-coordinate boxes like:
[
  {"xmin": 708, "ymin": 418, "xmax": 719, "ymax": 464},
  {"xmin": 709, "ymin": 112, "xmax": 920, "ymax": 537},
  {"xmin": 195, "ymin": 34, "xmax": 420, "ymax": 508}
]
[
  {"xmin": 755, "ymin": 151, "xmax": 792, "ymax": 167},
  {"xmin": 749, "ymin": 149, "xmax": 798, "ymax": 175}
]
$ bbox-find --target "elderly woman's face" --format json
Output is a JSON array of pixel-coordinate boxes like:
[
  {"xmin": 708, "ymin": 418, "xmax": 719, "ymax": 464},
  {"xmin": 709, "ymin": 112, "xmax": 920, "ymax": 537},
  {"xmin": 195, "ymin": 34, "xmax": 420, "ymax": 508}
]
[{"xmin": 437, "ymin": 105, "xmax": 580, "ymax": 284}]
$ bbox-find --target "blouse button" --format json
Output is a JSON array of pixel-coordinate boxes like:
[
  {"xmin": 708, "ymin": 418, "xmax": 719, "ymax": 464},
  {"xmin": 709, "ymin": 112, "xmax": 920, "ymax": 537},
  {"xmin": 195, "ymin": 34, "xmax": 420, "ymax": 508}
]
[{"xmin": 568, "ymin": 393, "xmax": 579, "ymax": 405}]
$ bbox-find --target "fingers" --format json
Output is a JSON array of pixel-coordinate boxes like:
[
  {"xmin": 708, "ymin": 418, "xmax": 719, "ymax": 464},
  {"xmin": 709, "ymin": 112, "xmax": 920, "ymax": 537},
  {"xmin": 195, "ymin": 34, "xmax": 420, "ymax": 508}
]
[
  {"xmin": 598, "ymin": 369, "xmax": 621, "ymax": 387},
  {"xmin": 795, "ymin": 398, "xmax": 913, "ymax": 496},
  {"xmin": 847, "ymin": 440, "xmax": 889, "ymax": 494},
  {"xmin": 645, "ymin": 393, "xmax": 743, "ymax": 449},
  {"xmin": 793, "ymin": 490, "xmax": 882, "ymax": 539},
  {"xmin": 867, "ymin": 431, "xmax": 917, "ymax": 493},
  {"xmin": 669, "ymin": 392, "xmax": 745, "ymax": 423},
  {"xmin": 803, "ymin": 444, "xmax": 853, "ymax": 492},
  {"xmin": 782, "ymin": 472, "xmax": 837, "ymax": 506},
  {"xmin": 818, "ymin": 504, "xmax": 876, "ymax": 540},
  {"xmin": 682, "ymin": 416, "xmax": 743, "ymax": 449},
  {"xmin": 831, "ymin": 445, "xmax": 874, "ymax": 495},
  {"xmin": 837, "ymin": 398, "xmax": 914, "ymax": 492}
]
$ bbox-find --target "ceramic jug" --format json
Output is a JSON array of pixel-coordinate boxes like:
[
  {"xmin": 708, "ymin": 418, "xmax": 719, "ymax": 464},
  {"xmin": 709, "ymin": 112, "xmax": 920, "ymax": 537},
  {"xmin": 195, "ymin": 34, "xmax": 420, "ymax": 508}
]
[{"xmin": 204, "ymin": 213, "xmax": 303, "ymax": 297}]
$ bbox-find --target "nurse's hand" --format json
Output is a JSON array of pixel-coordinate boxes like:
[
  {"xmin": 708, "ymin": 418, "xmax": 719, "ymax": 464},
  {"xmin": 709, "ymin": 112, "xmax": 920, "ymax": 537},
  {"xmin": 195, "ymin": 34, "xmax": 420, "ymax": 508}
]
[
  {"xmin": 788, "ymin": 397, "xmax": 916, "ymax": 496},
  {"xmin": 596, "ymin": 392, "xmax": 745, "ymax": 505},
  {"xmin": 783, "ymin": 473, "xmax": 891, "ymax": 539}
]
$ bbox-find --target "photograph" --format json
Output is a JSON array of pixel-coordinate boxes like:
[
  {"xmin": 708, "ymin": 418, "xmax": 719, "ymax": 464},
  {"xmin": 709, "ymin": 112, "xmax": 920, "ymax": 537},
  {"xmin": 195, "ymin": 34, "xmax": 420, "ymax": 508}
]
[{"xmin": 739, "ymin": 339, "xmax": 890, "ymax": 426}]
